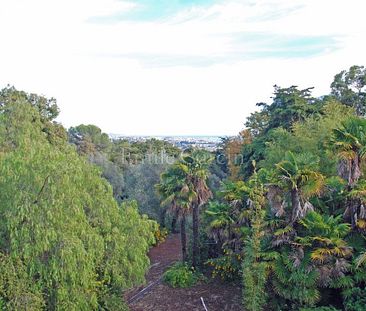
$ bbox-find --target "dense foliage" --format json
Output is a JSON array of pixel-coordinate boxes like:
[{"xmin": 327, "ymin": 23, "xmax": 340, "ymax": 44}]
[
  {"xmin": 2, "ymin": 65, "xmax": 366, "ymax": 310},
  {"xmin": 185, "ymin": 65, "xmax": 366, "ymax": 310},
  {"xmin": 0, "ymin": 88, "xmax": 157, "ymax": 310},
  {"xmin": 68, "ymin": 124, "xmax": 179, "ymax": 223}
]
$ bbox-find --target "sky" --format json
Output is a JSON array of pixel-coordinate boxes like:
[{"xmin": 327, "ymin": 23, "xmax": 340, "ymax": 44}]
[{"xmin": 0, "ymin": 0, "xmax": 366, "ymax": 136}]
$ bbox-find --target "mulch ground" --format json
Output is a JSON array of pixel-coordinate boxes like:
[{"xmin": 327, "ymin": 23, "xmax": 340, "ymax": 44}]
[{"xmin": 125, "ymin": 234, "xmax": 242, "ymax": 311}]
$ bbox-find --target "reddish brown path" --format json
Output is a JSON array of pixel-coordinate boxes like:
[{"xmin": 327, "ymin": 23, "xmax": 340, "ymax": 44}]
[{"xmin": 125, "ymin": 234, "xmax": 242, "ymax": 311}]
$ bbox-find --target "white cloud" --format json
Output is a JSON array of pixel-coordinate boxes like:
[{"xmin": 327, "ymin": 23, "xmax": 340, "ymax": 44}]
[{"xmin": 0, "ymin": 0, "xmax": 366, "ymax": 135}]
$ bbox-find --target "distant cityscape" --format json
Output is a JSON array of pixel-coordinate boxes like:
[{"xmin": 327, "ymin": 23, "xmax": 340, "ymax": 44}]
[{"xmin": 109, "ymin": 134, "xmax": 227, "ymax": 151}]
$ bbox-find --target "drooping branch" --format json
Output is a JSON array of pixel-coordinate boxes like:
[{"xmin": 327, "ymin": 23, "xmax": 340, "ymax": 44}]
[{"xmin": 33, "ymin": 175, "xmax": 50, "ymax": 204}]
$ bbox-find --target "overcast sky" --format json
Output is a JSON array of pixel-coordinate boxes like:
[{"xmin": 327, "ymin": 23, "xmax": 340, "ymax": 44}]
[{"xmin": 1, "ymin": 0, "xmax": 366, "ymax": 136}]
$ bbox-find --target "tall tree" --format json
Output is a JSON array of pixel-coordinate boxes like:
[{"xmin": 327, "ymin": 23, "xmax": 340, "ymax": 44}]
[
  {"xmin": 182, "ymin": 150, "xmax": 213, "ymax": 268},
  {"xmin": 268, "ymin": 86, "xmax": 320, "ymax": 130},
  {"xmin": 332, "ymin": 117, "xmax": 366, "ymax": 226},
  {"xmin": 157, "ymin": 163, "xmax": 194, "ymax": 262},
  {"xmin": 331, "ymin": 65, "xmax": 366, "ymax": 116}
]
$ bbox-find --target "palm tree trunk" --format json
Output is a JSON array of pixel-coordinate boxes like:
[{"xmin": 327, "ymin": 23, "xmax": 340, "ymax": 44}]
[
  {"xmin": 291, "ymin": 188, "xmax": 301, "ymax": 223},
  {"xmin": 345, "ymin": 197, "xmax": 361, "ymax": 228},
  {"xmin": 192, "ymin": 204, "xmax": 200, "ymax": 268},
  {"xmin": 171, "ymin": 210, "xmax": 178, "ymax": 233},
  {"xmin": 181, "ymin": 215, "xmax": 187, "ymax": 262},
  {"xmin": 159, "ymin": 207, "xmax": 167, "ymax": 227}
]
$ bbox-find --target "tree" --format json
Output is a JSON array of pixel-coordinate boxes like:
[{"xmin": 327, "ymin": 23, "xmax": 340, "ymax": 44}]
[
  {"xmin": 245, "ymin": 106, "xmax": 270, "ymax": 137},
  {"xmin": 220, "ymin": 130, "xmax": 252, "ymax": 180},
  {"xmin": 275, "ymin": 152, "xmax": 325, "ymax": 223},
  {"xmin": 251, "ymin": 86, "xmax": 320, "ymax": 134},
  {"xmin": 0, "ymin": 86, "xmax": 59, "ymax": 121},
  {"xmin": 331, "ymin": 65, "xmax": 366, "ymax": 116},
  {"xmin": 239, "ymin": 85, "xmax": 323, "ymax": 180},
  {"xmin": 157, "ymin": 163, "xmax": 194, "ymax": 262},
  {"xmin": 182, "ymin": 150, "xmax": 213, "ymax": 268},
  {"xmin": 124, "ymin": 154, "xmax": 171, "ymax": 223},
  {"xmin": 68, "ymin": 124, "xmax": 112, "ymax": 154},
  {"xmin": 332, "ymin": 117, "xmax": 366, "ymax": 226},
  {"xmin": 296, "ymin": 212, "xmax": 352, "ymax": 287},
  {"xmin": 0, "ymin": 88, "xmax": 156, "ymax": 310},
  {"xmin": 332, "ymin": 117, "xmax": 366, "ymax": 186}
]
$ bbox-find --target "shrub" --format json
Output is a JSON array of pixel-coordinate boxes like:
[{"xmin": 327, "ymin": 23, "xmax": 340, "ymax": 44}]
[
  {"xmin": 205, "ymin": 250, "xmax": 241, "ymax": 281},
  {"xmin": 163, "ymin": 263, "xmax": 201, "ymax": 288},
  {"xmin": 154, "ymin": 227, "xmax": 169, "ymax": 245}
]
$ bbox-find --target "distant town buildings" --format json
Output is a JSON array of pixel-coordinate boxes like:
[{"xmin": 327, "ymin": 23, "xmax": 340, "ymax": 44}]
[{"xmin": 109, "ymin": 134, "xmax": 223, "ymax": 151}]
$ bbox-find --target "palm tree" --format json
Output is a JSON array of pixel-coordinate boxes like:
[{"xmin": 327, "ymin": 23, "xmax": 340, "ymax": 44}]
[
  {"xmin": 296, "ymin": 211, "xmax": 352, "ymax": 287},
  {"xmin": 182, "ymin": 150, "xmax": 213, "ymax": 268},
  {"xmin": 332, "ymin": 117, "xmax": 366, "ymax": 226},
  {"xmin": 275, "ymin": 151, "xmax": 325, "ymax": 223},
  {"xmin": 206, "ymin": 181, "xmax": 253, "ymax": 252},
  {"xmin": 332, "ymin": 117, "xmax": 366, "ymax": 186},
  {"xmin": 156, "ymin": 163, "xmax": 195, "ymax": 262}
]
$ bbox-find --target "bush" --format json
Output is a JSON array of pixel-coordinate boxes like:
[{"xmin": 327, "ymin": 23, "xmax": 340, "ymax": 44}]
[
  {"xmin": 154, "ymin": 227, "xmax": 169, "ymax": 245},
  {"xmin": 205, "ymin": 250, "xmax": 241, "ymax": 281},
  {"xmin": 163, "ymin": 263, "xmax": 201, "ymax": 288}
]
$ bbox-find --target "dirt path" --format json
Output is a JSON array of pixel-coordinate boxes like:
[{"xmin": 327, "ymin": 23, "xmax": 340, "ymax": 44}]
[{"xmin": 126, "ymin": 234, "xmax": 242, "ymax": 311}]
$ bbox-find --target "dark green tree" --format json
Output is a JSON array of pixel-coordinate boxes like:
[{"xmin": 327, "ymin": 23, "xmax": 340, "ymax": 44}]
[{"xmin": 331, "ymin": 65, "xmax": 366, "ymax": 116}]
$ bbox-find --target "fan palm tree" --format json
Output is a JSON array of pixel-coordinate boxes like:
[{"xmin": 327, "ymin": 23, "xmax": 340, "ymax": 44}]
[
  {"xmin": 332, "ymin": 117, "xmax": 366, "ymax": 226},
  {"xmin": 182, "ymin": 150, "xmax": 213, "ymax": 267},
  {"xmin": 206, "ymin": 181, "xmax": 254, "ymax": 252},
  {"xmin": 156, "ymin": 163, "xmax": 195, "ymax": 262},
  {"xmin": 296, "ymin": 211, "xmax": 352, "ymax": 287},
  {"xmin": 332, "ymin": 117, "xmax": 366, "ymax": 186},
  {"xmin": 275, "ymin": 151, "xmax": 325, "ymax": 223}
]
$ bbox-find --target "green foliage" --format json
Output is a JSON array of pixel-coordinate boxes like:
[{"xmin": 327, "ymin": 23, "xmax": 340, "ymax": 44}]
[
  {"xmin": 204, "ymin": 199, "xmax": 244, "ymax": 251},
  {"xmin": 0, "ymin": 88, "xmax": 156, "ymax": 310},
  {"xmin": 110, "ymin": 138, "xmax": 179, "ymax": 167},
  {"xmin": 275, "ymin": 151, "xmax": 324, "ymax": 196},
  {"xmin": 124, "ymin": 157, "xmax": 170, "ymax": 222},
  {"xmin": 0, "ymin": 253, "xmax": 45, "ymax": 310},
  {"xmin": 260, "ymin": 100, "xmax": 354, "ymax": 177},
  {"xmin": 342, "ymin": 287, "xmax": 366, "ymax": 311},
  {"xmin": 272, "ymin": 250, "xmax": 320, "ymax": 307},
  {"xmin": 68, "ymin": 124, "xmax": 179, "ymax": 221},
  {"xmin": 331, "ymin": 65, "xmax": 366, "ymax": 116},
  {"xmin": 202, "ymin": 68, "xmax": 366, "ymax": 311},
  {"xmin": 332, "ymin": 117, "xmax": 366, "ymax": 159},
  {"xmin": 68, "ymin": 124, "xmax": 112, "ymax": 154},
  {"xmin": 242, "ymin": 173, "xmax": 269, "ymax": 311},
  {"xmin": 163, "ymin": 262, "xmax": 201, "ymax": 288},
  {"xmin": 270, "ymin": 151, "xmax": 325, "ymax": 223},
  {"xmin": 157, "ymin": 149, "xmax": 213, "ymax": 266},
  {"xmin": 0, "ymin": 86, "xmax": 59, "ymax": 121},
  {"xmin": 206, "ymin": 250, "xmax": 241, "ymax": 280},
  {"xmin": 263, "ymin": 85, "xmax": 321, "ymax": 131}
]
